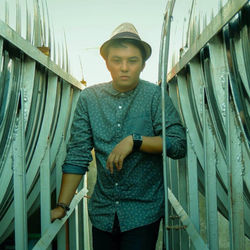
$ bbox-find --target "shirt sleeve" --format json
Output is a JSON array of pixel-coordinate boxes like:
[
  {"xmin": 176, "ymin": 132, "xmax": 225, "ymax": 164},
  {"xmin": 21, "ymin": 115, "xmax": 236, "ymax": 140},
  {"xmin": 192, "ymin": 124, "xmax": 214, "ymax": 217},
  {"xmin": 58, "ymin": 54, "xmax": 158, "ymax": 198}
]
[
  {"xmin": 151, "ymin": 87, "xmax": 187, "ymax": 159},
  {"xmin": 62, "ymin": 90, "xmax": 93, "ymax": 174}
]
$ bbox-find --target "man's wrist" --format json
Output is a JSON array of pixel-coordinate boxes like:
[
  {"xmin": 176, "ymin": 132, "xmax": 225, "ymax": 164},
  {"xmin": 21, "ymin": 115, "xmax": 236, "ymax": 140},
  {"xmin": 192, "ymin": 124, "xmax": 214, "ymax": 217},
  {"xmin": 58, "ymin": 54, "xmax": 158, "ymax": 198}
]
[
  {"xmin": 132, "ymin": 134, "xmax": 143, "ymax": 152},
  {"xmin": 56, "ymin": 202, "xmax": 70, "ymax": 212}
]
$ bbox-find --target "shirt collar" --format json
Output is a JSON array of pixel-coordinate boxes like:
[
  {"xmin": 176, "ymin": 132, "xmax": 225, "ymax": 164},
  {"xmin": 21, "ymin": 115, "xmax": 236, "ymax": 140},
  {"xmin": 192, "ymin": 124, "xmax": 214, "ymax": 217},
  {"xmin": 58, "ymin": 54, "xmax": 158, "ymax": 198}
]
[{"xmin": 105, "ymin": 80, "xmax": 141, "ymax": 97}]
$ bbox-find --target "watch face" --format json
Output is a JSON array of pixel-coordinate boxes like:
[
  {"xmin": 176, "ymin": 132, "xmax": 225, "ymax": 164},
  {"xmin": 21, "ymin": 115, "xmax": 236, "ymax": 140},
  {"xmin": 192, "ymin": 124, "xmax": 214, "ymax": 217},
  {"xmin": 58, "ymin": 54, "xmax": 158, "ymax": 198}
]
[{"xmin": 133, "ymin": 134, "xmax": 142, "ymax": 141}]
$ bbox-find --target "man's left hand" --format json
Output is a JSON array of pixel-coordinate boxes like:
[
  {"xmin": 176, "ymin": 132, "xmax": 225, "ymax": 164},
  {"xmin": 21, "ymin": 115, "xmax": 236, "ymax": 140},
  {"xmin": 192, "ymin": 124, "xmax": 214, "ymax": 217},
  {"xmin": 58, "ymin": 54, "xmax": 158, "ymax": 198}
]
[{"xmin": 106, "ymin": 135, "xmax": 133, "ymax": 174}]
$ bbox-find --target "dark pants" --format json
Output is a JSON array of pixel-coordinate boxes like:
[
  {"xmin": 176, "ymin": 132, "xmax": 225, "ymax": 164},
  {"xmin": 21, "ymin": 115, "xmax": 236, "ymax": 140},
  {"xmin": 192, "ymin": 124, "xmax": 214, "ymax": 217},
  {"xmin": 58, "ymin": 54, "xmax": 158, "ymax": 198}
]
[{"xmin": 92, "ymin": 214, "xmax": 161, "ymax": 250}]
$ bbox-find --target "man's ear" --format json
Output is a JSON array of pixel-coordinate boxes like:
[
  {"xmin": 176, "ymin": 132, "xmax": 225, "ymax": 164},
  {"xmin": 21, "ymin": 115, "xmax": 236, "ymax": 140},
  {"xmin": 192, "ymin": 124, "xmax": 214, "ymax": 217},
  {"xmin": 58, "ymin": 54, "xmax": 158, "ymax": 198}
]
[{"xmin": 105, "ymin": 60, "xmax": 111, "ymax": 72}]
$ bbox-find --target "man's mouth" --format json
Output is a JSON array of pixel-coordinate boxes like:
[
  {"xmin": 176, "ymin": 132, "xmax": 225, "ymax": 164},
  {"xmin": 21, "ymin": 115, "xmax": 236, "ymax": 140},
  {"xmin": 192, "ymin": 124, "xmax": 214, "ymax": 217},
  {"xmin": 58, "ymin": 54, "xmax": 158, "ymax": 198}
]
[{"xmin": 120, "ymin": 76, "xmax": 129, "ymax": 80}]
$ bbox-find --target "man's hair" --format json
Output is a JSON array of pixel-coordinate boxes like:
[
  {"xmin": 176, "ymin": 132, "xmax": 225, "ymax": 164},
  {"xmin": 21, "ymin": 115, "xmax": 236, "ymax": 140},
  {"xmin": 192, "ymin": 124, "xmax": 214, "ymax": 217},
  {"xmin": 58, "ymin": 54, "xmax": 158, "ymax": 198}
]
[{"xmin": 103, "ymin": 39, "xmax": 146, "ymax": 63}]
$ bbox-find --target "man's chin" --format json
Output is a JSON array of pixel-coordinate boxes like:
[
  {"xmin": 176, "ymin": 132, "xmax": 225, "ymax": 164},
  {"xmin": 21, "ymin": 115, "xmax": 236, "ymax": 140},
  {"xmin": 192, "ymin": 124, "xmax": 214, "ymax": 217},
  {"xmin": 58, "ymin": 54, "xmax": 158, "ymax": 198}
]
[{"xmin": 113, "ymin": 81, "xmax": 138, "ymax": 92}]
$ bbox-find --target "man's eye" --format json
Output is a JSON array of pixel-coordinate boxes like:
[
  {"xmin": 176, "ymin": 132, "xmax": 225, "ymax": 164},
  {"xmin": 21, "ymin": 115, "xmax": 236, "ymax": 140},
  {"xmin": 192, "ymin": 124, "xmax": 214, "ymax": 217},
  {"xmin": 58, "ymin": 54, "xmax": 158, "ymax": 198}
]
[
  {"xmin": 112, "ymin": 59, "xmax": 120, "ymax": 63},
  {"xmin": 129, "ymin": 60, "xmax": 137, "ymax": 63}
]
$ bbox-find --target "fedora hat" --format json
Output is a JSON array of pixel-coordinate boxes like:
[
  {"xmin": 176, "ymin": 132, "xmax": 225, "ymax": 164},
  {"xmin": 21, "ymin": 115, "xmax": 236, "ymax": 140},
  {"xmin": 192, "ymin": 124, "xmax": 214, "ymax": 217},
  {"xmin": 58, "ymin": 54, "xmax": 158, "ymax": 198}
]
[{"xmin": 100, "ymin": 23, "xmax": 152, "ymax": 61}]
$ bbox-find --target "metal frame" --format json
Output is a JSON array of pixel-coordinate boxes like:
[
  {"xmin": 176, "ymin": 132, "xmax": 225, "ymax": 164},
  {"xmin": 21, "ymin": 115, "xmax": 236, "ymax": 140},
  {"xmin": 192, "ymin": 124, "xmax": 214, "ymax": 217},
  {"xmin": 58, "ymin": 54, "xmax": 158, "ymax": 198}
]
[
  {"xmin": 160, "ymin": 0, "xmax": 250, "ymax": 249},
  {"xmin": 0, "ymin": 14, "xmax": 88, "ymax": 250}
]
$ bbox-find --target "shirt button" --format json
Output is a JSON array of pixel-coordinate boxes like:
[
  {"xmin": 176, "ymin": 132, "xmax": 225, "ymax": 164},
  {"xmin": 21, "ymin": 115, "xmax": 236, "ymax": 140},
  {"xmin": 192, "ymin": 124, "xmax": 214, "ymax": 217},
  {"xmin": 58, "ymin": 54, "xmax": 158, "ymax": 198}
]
[
  {"xmin": 117, "ymin": 123, "xmax": 121, "ymax": 127},
  {"xmin": 115, "ymin": 201, "xmax": 119, "ymax": 205},
  {"xmin": 118, "ymin": 105, "xmax": 122, "ymax": 109}
]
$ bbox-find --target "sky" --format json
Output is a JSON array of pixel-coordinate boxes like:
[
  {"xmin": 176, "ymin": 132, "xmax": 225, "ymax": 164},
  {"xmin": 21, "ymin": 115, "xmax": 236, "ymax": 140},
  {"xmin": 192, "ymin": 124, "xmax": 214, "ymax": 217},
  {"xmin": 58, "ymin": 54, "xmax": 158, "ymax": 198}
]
[
  {"xmin": 46, "ymin": 0, "xmax": 167, "ymax": 86},
  {"xmin": 0, "ymin": 0, "xmax": 225, "ymax": 86}
]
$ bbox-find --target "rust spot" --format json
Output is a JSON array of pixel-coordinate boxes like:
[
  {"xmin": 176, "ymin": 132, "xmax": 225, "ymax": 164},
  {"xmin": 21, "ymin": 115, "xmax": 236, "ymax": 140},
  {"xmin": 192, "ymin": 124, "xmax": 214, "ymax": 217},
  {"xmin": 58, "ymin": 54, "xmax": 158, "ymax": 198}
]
[
  {"xmin": 80, "ymin": 79, "xmax": 87, "ymax": 86},
  {"xmin": 37, "ymin": 46, "xmax": 50, "ymax": 56}
]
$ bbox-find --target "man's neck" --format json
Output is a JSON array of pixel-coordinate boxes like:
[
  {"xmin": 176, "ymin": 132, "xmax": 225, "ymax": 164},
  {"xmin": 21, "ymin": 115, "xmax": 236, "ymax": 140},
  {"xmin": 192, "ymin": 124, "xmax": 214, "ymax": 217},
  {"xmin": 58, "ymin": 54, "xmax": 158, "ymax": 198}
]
[{"xmin": 112, "ymin": 81, "xmax": 139, "ymax": 93}]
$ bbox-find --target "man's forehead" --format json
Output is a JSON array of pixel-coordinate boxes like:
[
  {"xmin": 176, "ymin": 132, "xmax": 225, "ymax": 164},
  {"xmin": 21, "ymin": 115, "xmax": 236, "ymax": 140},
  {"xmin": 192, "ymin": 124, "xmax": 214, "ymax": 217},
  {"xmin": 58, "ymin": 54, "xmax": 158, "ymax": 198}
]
[
  {"xmin": 110, "ymin": 55, "xmax": 140, "ymax": 58},
  {"xmin": 108, "ymin": 45, "xmax": 142, "ymax": 55}
]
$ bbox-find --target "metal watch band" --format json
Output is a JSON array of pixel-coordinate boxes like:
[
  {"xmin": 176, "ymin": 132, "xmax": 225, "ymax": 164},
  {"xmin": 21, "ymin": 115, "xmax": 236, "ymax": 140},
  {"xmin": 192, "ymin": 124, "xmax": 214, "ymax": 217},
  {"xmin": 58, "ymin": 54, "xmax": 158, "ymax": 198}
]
[{"xmin": 132, "ymin": 134, "xmax": 143, "ymax": 152}]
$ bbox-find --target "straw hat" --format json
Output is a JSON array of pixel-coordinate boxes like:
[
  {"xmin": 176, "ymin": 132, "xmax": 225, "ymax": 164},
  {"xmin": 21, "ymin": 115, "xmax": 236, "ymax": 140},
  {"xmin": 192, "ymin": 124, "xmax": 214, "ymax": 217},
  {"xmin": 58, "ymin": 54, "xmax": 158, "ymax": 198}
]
[{"xmin": 100, "ymin": 23, "xmax": 152, "ymax": 61}]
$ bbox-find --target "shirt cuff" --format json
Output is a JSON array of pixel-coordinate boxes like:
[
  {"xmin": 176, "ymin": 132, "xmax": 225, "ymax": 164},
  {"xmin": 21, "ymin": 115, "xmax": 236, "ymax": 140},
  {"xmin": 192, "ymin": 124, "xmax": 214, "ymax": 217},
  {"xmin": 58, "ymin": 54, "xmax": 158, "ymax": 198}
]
[
  {"xmin": 62, "ymin": 163, "xmax": 88, "ymax": 175},
  {"xmin": 165, "ymin": 136, "xmax": 172, "ymax": 152}
]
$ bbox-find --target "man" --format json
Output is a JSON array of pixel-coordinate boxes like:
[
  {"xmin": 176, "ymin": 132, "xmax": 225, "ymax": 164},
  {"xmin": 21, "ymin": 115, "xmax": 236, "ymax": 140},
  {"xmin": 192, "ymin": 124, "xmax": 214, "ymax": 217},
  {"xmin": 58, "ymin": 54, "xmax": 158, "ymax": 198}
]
[{"xmin": 51, "ymin": 23, "xmax": 186, "ymax": 250}]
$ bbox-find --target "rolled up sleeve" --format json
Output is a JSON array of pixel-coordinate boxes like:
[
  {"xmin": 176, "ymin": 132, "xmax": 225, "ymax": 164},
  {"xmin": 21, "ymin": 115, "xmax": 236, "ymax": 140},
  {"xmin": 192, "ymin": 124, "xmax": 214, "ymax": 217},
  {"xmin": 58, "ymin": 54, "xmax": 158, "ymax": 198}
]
[
  {"xmin": 152, "ymin": 87, "xmax": 187, "ymax": 159},
  {"xmin": 62, "ymin": 90, "xmax": 93, "ymax": 174}
]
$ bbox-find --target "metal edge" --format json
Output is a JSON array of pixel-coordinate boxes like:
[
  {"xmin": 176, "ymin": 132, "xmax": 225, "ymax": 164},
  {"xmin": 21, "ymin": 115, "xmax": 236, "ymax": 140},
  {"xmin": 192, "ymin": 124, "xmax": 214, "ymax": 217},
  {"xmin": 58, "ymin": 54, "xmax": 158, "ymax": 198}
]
[
  {"xmin": 0, "ymin": 19, "xmax": 83, "ymax": 90},
  {"xmin": 167, "ymin": 0, "xmax": 248, "ymax": 82}
]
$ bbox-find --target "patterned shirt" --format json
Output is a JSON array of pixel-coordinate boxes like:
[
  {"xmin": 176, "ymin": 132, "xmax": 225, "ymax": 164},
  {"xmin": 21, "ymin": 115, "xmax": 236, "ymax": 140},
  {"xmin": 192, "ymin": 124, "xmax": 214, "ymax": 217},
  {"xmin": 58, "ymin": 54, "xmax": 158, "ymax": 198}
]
[{"xmin": 63, "ymin": 80, "xmax": 186, "ymax": 232}]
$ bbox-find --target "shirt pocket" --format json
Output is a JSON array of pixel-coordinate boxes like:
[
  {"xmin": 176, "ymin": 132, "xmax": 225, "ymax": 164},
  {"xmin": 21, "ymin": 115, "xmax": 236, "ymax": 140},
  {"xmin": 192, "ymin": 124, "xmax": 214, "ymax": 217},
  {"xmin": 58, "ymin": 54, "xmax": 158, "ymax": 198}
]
[{"xmin": 124, "ymin": 115, "xmax": 154, "ymax": 136}]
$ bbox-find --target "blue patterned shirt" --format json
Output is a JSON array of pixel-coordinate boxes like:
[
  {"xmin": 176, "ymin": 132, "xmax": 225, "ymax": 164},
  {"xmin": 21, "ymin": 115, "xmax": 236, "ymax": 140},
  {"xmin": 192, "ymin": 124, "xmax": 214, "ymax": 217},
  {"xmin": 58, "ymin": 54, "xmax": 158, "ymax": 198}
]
[{"xmin": 63, "ymin": 80, "xmax": 186, "ymax": 232}]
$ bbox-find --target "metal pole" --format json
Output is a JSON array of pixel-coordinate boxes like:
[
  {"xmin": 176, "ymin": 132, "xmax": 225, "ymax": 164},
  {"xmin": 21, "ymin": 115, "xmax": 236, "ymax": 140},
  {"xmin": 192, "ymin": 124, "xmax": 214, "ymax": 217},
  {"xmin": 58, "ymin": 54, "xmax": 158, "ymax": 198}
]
[
  {"xmin": 13, "ymin": 59, "xmax": 28, "ymax": 250},
  {"xmin": 159, "ymin": 1, "xmax": 176, "ymax": 249}
]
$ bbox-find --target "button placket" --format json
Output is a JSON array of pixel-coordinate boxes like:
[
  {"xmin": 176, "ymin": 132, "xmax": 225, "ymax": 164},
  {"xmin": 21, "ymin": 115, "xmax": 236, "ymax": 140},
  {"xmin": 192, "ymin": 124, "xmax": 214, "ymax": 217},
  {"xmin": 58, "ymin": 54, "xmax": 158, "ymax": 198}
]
[
  {"xmin": 116, "ymin": 100, "xmax": 123, "ymax": 136},
  {"xmin": 113, "ymin": 180, "xmax": 120, "ymax": 204}
]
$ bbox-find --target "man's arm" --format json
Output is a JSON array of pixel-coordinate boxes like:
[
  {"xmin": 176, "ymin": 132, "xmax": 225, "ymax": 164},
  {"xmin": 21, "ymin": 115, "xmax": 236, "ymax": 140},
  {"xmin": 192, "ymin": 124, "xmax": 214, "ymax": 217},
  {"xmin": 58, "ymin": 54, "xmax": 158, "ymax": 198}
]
[
  {"xmin": 151, "ymin": 87, "xmax": 187, "ymax": 159},
  {"xmin": 51, "ymin": 90, "xmax": 93, "ymax": 221},
  {"xmin": 51, "ymin": 173, "xmax": 83, "ymax": 221},
  {"xmin": 106, "ymin": 135, "xmax": 162, "ymax": 173},
  {"xmin": 140, "ymin": 136, "xmax": 162, "ymax": 154}
]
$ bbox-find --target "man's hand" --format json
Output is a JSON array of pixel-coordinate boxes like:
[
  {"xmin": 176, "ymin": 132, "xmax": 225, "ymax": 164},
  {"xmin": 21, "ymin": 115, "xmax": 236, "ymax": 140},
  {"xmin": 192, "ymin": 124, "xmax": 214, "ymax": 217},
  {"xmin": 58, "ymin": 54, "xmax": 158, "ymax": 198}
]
[
  {"xmin": 51, "ymin": 206, "xmax": 66, "ymax": 222},
  {"xmin": 50, "ymin": 174, "xmax": 83, "ymax": 222},
  {"xmin": 106, "ymin": 135, "xmax": 133, "ymax": 174}
]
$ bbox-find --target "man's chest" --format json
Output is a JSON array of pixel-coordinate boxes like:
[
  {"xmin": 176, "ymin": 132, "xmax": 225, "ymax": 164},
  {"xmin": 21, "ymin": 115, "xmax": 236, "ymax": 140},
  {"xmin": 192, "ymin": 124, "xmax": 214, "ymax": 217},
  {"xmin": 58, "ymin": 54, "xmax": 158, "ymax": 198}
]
[{"xmin": 88, "ymin": 96, "xmax": 155, "ymax": 139}]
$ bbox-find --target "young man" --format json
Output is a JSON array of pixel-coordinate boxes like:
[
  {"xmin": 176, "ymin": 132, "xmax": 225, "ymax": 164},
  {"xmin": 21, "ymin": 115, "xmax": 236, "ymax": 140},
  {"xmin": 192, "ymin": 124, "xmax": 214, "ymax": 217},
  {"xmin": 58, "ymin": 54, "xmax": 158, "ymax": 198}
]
[{"xmin": 51, "ymin": 23, "xmax": 186, "ymax": 250}]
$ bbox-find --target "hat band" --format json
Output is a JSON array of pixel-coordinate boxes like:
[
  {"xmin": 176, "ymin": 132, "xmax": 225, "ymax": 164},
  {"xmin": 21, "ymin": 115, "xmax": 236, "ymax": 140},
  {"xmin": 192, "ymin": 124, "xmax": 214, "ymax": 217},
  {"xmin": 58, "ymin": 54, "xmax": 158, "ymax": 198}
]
[{"xmin": 111, "ymin": 32, "xmax": 141, "ymax": 41}]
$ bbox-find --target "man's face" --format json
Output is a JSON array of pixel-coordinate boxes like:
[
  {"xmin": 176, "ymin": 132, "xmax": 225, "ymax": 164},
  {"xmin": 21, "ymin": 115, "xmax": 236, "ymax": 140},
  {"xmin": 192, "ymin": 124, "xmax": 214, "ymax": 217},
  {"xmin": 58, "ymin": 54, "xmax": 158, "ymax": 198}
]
[{"xmin": 106, "ymin": 43, "xmax": 145, "ymax": 92}]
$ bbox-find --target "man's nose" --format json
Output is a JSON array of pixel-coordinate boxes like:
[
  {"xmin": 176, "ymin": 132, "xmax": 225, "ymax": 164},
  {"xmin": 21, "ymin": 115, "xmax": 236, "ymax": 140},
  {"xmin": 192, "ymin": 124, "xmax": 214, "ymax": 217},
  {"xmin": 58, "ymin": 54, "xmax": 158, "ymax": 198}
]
[{"xmin": 121, "ymin": 61, "xmax": 128, "ymax": 71}]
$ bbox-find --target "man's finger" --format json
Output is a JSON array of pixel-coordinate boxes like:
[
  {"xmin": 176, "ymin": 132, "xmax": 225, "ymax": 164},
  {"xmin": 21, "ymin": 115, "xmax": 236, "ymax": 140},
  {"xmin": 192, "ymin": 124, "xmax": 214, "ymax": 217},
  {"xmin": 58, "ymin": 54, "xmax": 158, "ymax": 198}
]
[
  {"xmin": 106, "ymin": 153, "xmax": 114, "ymax": 174},
  {"xmin": 114, "ymin": 155, "xmax": 120, "ymax": 169},
  {"xmin": 117, "ymin": 155, "xmax": 124, "ymax": 171}
]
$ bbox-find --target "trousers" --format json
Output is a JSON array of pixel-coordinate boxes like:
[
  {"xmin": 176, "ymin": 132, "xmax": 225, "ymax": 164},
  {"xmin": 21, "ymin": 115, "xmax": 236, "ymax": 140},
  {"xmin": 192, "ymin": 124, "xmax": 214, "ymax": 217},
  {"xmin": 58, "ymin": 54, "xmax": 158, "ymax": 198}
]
[{"xmin": 92, "ymin": 214, "xmax": 161, "ymax": 250}]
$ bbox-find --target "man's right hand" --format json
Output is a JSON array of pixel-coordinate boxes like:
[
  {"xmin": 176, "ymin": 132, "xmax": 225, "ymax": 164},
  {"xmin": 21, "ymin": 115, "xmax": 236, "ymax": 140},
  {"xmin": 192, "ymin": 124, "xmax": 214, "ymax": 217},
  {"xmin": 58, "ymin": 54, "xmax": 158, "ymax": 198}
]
[
  {"xmin": 106, "ymin": 135, "xmax": 133, "ymax": 174},
  {"xmin": 51, "ymin": 206, "xmax": 66, "ymax": 222}
]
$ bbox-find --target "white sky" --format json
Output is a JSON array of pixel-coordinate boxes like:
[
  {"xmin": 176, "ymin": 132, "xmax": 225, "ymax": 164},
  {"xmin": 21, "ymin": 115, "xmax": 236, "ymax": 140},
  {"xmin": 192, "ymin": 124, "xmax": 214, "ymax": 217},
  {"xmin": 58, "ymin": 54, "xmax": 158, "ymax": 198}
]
[
  {"xmin": 47, "ymin": 0, "xmax": 167, "ymax": 86},
  {"xmin": 0, "ymin": 0, "xmax": 225, "ymax": 86}
]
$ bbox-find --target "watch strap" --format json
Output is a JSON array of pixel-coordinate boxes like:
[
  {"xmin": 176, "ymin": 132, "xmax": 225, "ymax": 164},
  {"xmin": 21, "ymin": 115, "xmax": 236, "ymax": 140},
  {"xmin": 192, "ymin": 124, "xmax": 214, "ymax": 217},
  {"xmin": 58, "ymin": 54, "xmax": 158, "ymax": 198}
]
[
  {"xmin": 56, "ymin": 202, "xmax": 70, "ymax": 211},
  {"xmin": 132, "ymin": 134, "xmax": 143, "ymax": 152}
]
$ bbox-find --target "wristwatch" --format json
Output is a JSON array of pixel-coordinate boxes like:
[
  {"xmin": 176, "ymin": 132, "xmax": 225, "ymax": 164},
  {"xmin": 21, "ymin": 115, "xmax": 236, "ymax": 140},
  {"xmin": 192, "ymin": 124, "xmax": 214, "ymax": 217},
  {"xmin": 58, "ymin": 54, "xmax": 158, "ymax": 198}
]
[
  {"xmin": 132, "ymin": 134, "xmax": 143, "ymax": 152},
  {"xmin": 56, "ymin": 202, "xmax": 70, "ymax": 212}
]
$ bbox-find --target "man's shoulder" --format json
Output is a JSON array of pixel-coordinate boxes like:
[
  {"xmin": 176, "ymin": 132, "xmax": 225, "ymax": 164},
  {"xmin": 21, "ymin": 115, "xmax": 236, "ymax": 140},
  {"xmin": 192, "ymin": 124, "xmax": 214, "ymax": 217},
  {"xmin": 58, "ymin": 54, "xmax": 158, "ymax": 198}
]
[
  {"xmin": 140, "ymin": 79, "xmax": 161, "ymax": 93},
  {"xmin": 85, "ymin": 82, "xmax": 110, "ymax": 91},
  {"xmin": 80, "ymin": 82, "xmax": 110, "ymax": 97}
]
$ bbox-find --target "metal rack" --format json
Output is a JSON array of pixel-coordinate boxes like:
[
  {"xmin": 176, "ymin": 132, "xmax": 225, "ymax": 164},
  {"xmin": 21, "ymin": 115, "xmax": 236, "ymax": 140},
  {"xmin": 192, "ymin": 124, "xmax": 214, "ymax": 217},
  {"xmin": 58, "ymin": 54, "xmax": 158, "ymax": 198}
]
[{"xmin": 160, "ymin": 0, "xmax": 250, "ymax": 249}]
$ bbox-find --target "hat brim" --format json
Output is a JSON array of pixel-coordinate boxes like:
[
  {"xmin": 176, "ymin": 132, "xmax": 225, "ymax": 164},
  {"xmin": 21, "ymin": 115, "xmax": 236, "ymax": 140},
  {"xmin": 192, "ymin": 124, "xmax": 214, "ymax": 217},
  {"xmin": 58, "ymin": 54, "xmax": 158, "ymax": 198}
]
[{"xmin": 100, "ymin": 34, "xmax": 152, "ymax": 61}]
